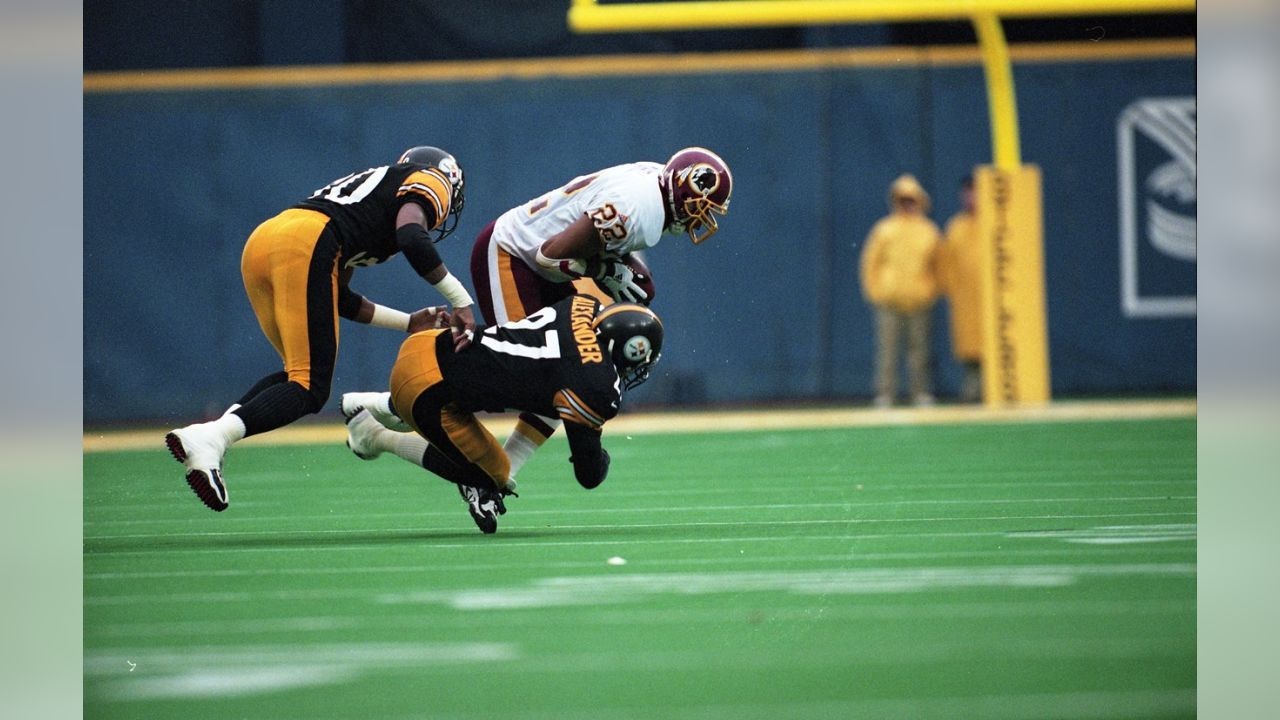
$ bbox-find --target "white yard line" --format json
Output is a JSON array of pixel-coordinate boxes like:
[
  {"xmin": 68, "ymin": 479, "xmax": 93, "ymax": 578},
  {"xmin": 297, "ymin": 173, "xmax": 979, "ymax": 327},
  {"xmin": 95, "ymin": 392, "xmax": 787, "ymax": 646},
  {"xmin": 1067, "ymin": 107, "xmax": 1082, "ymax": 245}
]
[
  {"xmin": 84, "ymin": 517, "xmax": 1197, "ymax": 557},
  {"xmin": 83, "ymin": 495, "xmax": 1196, "ymax": 528},
  {"xmin": 88, "ymin": 641, "xmax": 518, "ymax": 700},
  {"xmin": 89, "ymin": 599, "xmax": 1193, "ymax": 640},
  {"xmin": 86, "ymin": 562, "xmax": 1194, "ymax": 607},
  {"xmin": 84, "ymin": 510, "xmax": 1196, "ymax": 542},
  {"xmin": 85, "ymin": 546, "xmax": 1193, "ymax": 581}
]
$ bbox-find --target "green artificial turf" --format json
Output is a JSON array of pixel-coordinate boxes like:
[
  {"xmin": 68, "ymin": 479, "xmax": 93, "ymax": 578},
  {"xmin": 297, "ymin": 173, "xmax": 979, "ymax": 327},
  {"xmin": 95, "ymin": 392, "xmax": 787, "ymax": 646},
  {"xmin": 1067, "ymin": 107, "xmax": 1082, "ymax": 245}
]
[{"xmin": 84, "ymin": 417, "xmax": 1196, "ymax": 719}]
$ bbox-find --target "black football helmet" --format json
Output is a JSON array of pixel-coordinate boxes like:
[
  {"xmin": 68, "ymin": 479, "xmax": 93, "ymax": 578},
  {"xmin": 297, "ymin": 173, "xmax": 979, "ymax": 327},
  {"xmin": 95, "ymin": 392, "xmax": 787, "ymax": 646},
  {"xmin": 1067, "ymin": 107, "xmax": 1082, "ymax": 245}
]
[
  {"xmin": 397, "ymin": 145, "xmax": 465, "ymax": 242},
  {"xmin": 592, "ymin": 303, "xmax": 664, "ymax": 391}
]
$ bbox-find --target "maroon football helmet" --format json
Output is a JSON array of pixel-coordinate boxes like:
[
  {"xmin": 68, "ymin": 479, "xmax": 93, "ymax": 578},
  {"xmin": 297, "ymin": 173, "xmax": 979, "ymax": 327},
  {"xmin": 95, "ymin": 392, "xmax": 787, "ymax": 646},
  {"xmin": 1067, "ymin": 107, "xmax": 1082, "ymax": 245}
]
[{"xmin": 660, "ymin": 147, "xmax": 733, "ymax": 244}]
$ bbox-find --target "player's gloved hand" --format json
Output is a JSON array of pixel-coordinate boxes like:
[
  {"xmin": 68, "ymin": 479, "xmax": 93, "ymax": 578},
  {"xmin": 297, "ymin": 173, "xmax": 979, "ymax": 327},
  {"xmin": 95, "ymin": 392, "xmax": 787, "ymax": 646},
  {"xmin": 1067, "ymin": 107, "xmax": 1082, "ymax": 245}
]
[
  {"xmin": 597, "ymin": 259, "xmax": 649, "ymax": 304},
  {"xmin": 451, "ymin": 305, "xmax": 476, "ymax": 351},
  {"xmin": 408, "ymin": 306, "xmax": 450, "ymax": 333}
]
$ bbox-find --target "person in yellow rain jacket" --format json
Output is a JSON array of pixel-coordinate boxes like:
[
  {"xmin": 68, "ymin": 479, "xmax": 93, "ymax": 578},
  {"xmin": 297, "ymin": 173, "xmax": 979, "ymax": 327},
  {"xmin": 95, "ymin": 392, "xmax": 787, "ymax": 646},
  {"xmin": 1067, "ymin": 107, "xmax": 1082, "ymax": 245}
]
[
  {"xmin": 939, "ymin": 175, "xmax": 983, "ymax": 403},
  {"xmin": 859, "ymin": 174, "xmax": 942, "ymax": 407}
]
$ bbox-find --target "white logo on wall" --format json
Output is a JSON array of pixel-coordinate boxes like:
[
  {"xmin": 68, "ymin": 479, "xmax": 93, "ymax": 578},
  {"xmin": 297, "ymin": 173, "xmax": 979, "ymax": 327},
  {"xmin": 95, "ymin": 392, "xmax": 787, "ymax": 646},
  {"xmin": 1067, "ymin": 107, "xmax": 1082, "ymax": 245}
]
[{"xmin": 1117, "ymin": 97, "xmax": 1196, "ymax": 318}]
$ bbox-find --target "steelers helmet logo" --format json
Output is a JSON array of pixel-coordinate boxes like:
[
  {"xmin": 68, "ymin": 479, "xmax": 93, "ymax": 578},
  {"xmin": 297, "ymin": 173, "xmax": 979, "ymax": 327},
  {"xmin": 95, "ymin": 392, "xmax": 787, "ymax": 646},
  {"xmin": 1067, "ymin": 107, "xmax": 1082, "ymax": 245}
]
[
  {"xmin": 437, "ymin": 156, "xmax": 462, "ymax": 185},
  {"xmin": 622, "ymin": 336, "xmax": 651, "ymax": 362},
  {"xmin": 683, "ymin": 163, "xmax": 720, "ymax": 197}
]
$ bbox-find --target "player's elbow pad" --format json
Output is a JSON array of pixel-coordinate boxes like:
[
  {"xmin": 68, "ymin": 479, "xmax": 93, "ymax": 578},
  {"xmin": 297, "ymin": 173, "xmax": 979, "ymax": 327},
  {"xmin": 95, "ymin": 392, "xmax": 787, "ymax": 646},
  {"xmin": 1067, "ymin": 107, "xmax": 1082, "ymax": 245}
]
[
  {"xmin": 396, "ymin": 223, "xmax": 443, "ymax": 278},
  {"xmin": 572, "ymin": 448, "xmax": 610, "ymax": 490}
]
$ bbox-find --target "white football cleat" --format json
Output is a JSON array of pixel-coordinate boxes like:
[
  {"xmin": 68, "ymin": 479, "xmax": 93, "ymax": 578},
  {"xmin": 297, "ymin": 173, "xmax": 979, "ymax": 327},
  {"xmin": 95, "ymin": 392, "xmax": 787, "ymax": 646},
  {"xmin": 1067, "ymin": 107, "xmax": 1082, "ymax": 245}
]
[
  {"xmin": 340, "ymin": 391, "xmax": 382, "ymax": 419},
  {"xmin": 341, "ymin": 391, "xmax": 412, "ymax": 431},
  {"xmin": 345, "ymin": 409, "xmax": 387, "ymax": 461},
  {"xmin": 165, "ymin": 423, "xmax": 230, "ymax": 512}
]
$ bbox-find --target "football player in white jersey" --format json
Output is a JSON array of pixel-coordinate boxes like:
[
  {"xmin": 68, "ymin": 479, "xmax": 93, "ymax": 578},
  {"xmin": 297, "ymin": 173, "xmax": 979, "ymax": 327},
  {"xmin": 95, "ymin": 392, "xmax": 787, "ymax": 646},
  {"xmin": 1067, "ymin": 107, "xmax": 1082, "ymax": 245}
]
[{"xmin": 467, "ymin": 146, "xmax": 732, "ymax": 484}]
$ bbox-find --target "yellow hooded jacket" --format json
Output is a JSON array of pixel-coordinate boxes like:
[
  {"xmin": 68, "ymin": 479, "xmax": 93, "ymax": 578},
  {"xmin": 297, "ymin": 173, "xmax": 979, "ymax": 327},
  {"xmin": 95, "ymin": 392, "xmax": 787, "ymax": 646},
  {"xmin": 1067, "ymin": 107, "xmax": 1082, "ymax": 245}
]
[
  {"xmin": 859, "ymin": 175, "xmax": 942, "ymax": 313},
  {"xmin": 940, "ymin": 209, "xmax": 983, "ymax": 361}
]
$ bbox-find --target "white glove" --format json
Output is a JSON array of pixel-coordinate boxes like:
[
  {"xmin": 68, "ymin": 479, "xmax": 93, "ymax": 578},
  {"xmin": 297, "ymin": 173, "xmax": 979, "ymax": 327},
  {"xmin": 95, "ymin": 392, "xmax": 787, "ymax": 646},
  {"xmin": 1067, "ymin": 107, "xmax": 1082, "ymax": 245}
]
[{"xmin": 597, "ymin": 259, "xmax": 649, "ymax": 304}]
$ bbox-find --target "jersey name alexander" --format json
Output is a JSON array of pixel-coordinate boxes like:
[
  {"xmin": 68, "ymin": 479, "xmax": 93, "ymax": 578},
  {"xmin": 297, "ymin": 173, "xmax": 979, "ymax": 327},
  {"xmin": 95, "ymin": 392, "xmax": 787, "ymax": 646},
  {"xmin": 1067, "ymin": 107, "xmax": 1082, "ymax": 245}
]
[{"xmin": 569, "ymin": 295, "xmax": 603, "ymax": 363}]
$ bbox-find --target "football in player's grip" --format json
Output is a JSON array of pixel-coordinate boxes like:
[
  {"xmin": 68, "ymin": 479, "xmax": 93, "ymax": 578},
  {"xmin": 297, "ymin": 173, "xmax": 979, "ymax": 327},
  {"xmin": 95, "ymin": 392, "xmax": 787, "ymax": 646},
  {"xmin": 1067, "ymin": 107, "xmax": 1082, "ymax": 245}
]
[{"xmin": 600, "ymin": 253, "xmax": 656, "ymax": 306}]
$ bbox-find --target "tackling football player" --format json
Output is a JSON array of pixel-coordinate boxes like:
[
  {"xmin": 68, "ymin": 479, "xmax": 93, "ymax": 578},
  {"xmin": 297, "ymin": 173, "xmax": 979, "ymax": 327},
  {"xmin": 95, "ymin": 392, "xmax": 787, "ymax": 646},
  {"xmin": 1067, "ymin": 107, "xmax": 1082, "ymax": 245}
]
[
  {"xmin": 341, "ymin": 294, "xmax": 664, "ymax": 534},
  {"xmin": 465, "ymin": 146, "xmax": 732, "ymax": 489},
  {"xmin": 166, "ymin": 146, "xmax": 477, "ymax": 512}
]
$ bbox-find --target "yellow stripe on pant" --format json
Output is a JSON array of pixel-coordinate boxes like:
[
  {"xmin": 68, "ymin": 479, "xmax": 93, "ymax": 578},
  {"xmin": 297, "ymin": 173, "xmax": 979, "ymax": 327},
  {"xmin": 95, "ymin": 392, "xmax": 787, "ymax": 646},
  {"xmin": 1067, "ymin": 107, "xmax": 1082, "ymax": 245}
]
[{"xmin": 494, "ymin": 249, "xmax": 531, "ymax": 321}]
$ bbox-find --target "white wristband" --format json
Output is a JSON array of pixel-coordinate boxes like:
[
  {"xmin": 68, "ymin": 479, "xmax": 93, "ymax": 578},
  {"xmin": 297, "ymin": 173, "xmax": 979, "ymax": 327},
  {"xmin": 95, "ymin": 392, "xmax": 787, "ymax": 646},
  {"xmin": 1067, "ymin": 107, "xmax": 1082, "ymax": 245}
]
[
  {"xmin": 433, "ymin": 272, "xmax": 474, "ymax": 308},
  {"xmin": 369, "ymin": 304, "xmax": 411, "ymax": 331}
]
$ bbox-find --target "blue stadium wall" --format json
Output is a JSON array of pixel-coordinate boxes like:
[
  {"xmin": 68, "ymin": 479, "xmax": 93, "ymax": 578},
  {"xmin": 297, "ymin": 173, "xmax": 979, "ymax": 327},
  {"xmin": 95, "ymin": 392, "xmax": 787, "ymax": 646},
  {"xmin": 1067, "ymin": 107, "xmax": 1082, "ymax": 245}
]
[{"xmin": 84, "ymin": 46, "xmax": 1195, "ymax": 425}]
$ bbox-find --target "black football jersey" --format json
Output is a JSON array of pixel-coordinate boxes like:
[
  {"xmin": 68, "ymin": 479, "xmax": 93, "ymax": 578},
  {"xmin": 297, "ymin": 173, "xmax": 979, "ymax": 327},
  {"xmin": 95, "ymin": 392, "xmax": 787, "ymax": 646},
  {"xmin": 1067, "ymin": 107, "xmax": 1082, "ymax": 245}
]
[
  {"xmin": 294, "ymin": 162, "xmax": 454, "ymax": 269},
  {"xmin": 440, "ymin": 294, "xmax": 622, "ymax": 430}
]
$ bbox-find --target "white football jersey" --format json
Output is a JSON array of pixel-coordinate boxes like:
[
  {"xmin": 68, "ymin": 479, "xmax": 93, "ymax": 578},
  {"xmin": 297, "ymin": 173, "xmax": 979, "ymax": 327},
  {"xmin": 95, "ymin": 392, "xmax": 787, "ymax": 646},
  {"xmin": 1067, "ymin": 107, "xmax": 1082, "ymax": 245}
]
[{"xmin": 493, "ymin": 162, "xmax": 667, "ymax": 279}]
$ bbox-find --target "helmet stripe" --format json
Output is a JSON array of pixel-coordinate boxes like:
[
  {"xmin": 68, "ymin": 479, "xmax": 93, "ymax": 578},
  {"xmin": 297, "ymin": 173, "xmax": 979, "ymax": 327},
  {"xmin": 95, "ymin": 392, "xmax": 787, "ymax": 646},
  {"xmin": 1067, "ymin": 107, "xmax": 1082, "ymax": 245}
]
[{"xmin": 592, "ymin": 303, "xmax": 662, "ymax": 330}]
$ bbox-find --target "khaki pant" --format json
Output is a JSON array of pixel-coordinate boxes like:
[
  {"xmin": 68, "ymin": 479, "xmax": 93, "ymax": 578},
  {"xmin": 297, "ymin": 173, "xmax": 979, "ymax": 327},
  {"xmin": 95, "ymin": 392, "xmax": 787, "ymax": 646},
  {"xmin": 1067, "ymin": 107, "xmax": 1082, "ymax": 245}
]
[
  {"xmin": 959, "ymin": 360, "xmax": 983, "ymax": 403},
  {"xmin": 875, "ymin": 307, "xmax": 933, "ymax": 401}
]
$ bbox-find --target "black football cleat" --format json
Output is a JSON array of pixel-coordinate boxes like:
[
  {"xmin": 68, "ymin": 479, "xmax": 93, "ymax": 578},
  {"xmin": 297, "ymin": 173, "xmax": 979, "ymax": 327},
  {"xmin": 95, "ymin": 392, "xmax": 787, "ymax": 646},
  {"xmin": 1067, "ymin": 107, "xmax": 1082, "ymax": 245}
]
[{"xmin": 458, "ymin": 484, "xmax": 506, "ymax": 534}]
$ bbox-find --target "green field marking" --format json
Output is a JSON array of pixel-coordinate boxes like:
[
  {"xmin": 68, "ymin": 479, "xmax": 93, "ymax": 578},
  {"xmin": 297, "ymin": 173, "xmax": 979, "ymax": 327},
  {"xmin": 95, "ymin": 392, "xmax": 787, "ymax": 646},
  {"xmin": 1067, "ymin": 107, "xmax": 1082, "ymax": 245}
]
[{"xmin": 85, "ymin": 418, "xmax": 1195, "ymax": 719}]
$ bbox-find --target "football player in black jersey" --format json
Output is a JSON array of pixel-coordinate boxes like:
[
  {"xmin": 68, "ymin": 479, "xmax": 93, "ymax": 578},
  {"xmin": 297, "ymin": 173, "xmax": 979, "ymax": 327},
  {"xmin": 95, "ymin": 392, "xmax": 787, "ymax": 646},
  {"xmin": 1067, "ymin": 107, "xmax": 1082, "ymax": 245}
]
[
  {"xmin": 166, "ymin": 146, "xmax": 478, "ymax": 513},
  {"xmin": 341, "ymin": 294, "xmax": 663, "ymax": 534}
]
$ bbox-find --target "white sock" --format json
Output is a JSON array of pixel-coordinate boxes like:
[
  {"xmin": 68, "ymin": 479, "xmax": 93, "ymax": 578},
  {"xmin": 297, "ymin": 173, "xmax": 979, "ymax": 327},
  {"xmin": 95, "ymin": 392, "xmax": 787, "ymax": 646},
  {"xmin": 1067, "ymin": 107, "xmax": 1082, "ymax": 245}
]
[
  {"xmin": 368, "ymin": 392, "xmax": 412, "ymax": 431},
  {"xmin": 210, "ymin": 412, "xmax": 246, "ymax": 448},
  {"xmin": 503, "ymin": 430, "xmax": 540, "ymax": 479},
  {"xmin": 390, "ymin": 431, "xmax": 430, "ymax": 467}
]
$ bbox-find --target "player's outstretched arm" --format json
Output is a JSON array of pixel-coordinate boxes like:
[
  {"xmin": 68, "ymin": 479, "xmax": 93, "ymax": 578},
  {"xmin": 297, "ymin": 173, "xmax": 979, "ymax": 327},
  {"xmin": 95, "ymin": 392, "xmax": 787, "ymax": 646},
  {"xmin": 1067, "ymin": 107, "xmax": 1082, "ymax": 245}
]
[
  {"xmin": 394, "ymin": 203, "xmax": 476, "ymax": 348},
  {"xmin": 338, "ymin": 269, "xmax": 422, "ymax": 332},
  {"xmin": 565, "ymin": 422, "xmax": 610, "ymax": 490}
]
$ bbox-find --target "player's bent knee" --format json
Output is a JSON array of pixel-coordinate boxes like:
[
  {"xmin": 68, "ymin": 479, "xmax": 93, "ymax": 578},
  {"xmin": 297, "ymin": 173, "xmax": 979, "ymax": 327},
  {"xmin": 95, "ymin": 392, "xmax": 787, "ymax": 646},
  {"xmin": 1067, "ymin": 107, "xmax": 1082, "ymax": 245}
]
[
  {"xmin": 307, "ymin": 387, "xmax": 331, "ymax": 411},
  {"xmin": 284, "ymin": 379, "xmax": 328, "ymax": 414},
  {"xmin": 300, "ymin": 379, "xmax": 331, "ymax": 411}
]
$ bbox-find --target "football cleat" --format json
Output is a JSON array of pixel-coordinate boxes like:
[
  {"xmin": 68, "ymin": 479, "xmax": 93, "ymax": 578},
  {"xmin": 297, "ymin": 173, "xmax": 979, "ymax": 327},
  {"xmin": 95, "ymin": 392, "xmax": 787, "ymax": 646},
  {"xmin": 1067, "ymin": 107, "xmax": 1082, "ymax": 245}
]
[
  {"xmin": 184, "ymin": 468, "xmax": 229, "ymax": 513},
  {"xmin": 165, "ymin": 424, "xmax": 230, "ymax": 512},
  {"xmin": 341, "ymin": 391, "xmax": 378, "ymax": 419},
  {"xmin": 458, "ymin": 484, "xmax": 508, "ymax": 534},
  {"xmin": 341, "ymin": 391, "xmax": 412, "ymax": 432},
  {"xmin": 344, "ymin": 409, "xmax": 386, "ymax": 461}
]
